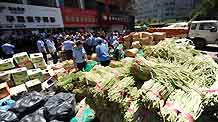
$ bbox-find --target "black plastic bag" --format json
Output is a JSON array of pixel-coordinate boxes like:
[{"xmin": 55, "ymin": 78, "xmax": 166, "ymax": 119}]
[
  {"xmin": 19, "ymin": 107, "xmax": 46, "ymax": 122},
  {"xmin": 10, "ymin": 91, "xmax": 45, "ymax": 119},
  {"xmin": 0, "ymin": 110, "xmax": 19, "ymax": 122},
  {"xmin": 44, "ymin": 93, "xmax": 76, "ymax": 121},
  {"xmin": 50, "ymin": 120, "xmax": 64, "ymax": 122}
]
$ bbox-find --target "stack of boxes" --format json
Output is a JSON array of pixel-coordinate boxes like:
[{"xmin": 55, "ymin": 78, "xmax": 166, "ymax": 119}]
[
  {"xmin": 0, "ymin": 52, "xmax": 53, "ymax": 99},
  {"xmin": 123, "ymin": 32, "xmax": 166, "ymax": 49},
  {"xmin": 123, "ymin": 32, "xmax": 166, "ymax": 58}
]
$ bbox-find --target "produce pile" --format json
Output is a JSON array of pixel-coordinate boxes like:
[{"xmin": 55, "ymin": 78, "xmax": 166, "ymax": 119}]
[{"xmin": 57, "ymin": 38, "xmax": 218, "ymax": 122}]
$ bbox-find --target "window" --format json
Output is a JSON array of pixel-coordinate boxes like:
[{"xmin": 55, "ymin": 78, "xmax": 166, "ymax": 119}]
[
  {"xmin": 64, "ymin": 0, "xmax": 79, "ymax": 8},
  {"xmin": 35, "ymin": 17, "xmax": 41, "ymax": 22},
  {"xmin": 191, "ymin": 23, "xmax": 197, "ymax": 30},
  {"xmin": 71, "ymin": 16, "xmax": 75, "ymax": 22},
  {"xmin": 2, "ymin": 0, "xmax": 23, "ymax": 4},
  {"xmin": 65, "ymin": 16, "xmax": 70, "ymax": 22},
  {"xmin": 199, "ymin": 23, "xmax": 217, "ymax": 30},
  {"xmin": 75, "ymin": 17, "xmax": 79, "ymax": 22},
  {"xmin": 28, "ymin": 0, "xmax": 57, "ymax": 7},
  {"xmin": 6, "ymin": 16, "xmax": 15, "ymax": 22},
  {"xmin": 43, "ymin": 17, "xmax": 49, "ymax": 22},
  {"xmin": 50, "ymin": 17, "xmax": 56, "ymax": 23},
  {"xmin": 80, "ymin": 17, "xmax": 84, "ymax": 22},
  {"xmin": 27, "ymin": 16, "xmax": 34, "ymax": 22},
  {"xmin": 17, "ymin": 16, "xmax": 25, "ymax": 22}
]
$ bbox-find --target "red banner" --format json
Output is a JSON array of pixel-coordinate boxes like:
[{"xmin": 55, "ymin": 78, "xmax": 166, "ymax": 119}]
[{"xmin": 60, "ymin": 7, "xmax": 98, "ymax": 27}]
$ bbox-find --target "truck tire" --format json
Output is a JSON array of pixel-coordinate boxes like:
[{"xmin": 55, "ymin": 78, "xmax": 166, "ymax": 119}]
[{"xmin": 193, "ymin": 38, "xmax": 206, "ymax": 49}]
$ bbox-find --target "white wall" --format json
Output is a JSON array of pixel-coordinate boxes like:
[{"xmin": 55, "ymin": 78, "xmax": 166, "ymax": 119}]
[{"xmin": 0, "ymin": 2, "xmax": 64, "ymax": 29}]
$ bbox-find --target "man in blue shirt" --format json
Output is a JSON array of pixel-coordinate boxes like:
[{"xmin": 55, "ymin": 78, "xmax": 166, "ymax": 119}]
[
  {"xmin": 1, "ymin": 41, "xmax": 15, "ymax": 59},
  {"xmin": 85, "ymin": 33, "xmax": 96, "ymax": 55},
  {"xmin": 96, "ymin": 37, "xmax": 110, "ymax": 66},
  {"xmin": 62, "ymin": 35, "xmax": 74, "ymax": 60},
  {"xmin": 73, "ymin": 41, "xmax": 87, "ymax": 71}
]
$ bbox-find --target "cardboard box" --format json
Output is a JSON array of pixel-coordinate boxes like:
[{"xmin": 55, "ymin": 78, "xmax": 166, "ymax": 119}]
[
  {"xmin": 140, "ymin": 36, "xmax": 154, "ymax": 46},
  {"xmin": 13, "ymin": 52, "xmax": 34, "ymax": 69},
  {"xmin": 141, "ymin": 32, "xmax": 152, "ymax": 38},
  {"xmin": 133, "ymin": 33, "xmax": 141, "ymax": 40},
  {"xmin": 27, "ymin": 68, "xmax": 43, "ymax": 81},
  {"xmin": 10, "ymin": 84, "xmax": 27, "ymax": 97},
  {"xmin": 11, "ymin": 67, "xmax": 29, "ymax": 85},
  {"xmin": 42, "ymin": 69, "xmax": 52, "ymax": 81},
  {"xmin": 132, "ymin": 41, "xmax": 141, "ymax": 48},
  {"xmin": 125, "ymin": 48, "xmax": 139, "ymax": 57},
  {"xmin": 0, "ymin": 71, "xmax": 10, "ymax": 83},
  {"xmin": 0, "ymin": 71, "xmax": 15, "ymax": 87},
  {"xmin": 152, "ymin": 32, "xmax": 166, "ymax": 41},
  {"xmin": 124, "ymin": 40, "xmax": 132, "ymax": 49},
  {"xmin": 30, "ymin": 53, "xmax": 47, "ymax": 69},
  {"xmin": 0, "ymin": 58, "xmax": 15, "ymax": 71},
  {"xmin": 25, "ymin": 79, "xmax": 42, "ymax": 92},
  {"xmin": 0, "ymin": 82, "xmax": 10, "ymax": 99}
]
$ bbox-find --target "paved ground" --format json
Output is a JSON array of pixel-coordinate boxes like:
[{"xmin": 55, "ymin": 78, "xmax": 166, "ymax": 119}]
[{"xmin": 199, "ymin": 44, "xmax": 218, "ymax": 62}]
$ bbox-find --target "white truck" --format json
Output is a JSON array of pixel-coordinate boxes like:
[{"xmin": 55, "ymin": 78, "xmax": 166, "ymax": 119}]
[{"xmin": 188, "ymin": 20, "xmax": 218, "ymax": 48}]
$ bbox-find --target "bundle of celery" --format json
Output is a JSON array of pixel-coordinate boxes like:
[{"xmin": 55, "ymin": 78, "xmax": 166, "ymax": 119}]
[
  {"xmin": 56, "ymin": 38, "xmax": 218, "ymax": 122},
  {"xmin": 199, "ymin": 81, "xmax": 218, "ymax": 121},
  {"xmin": 143, "ymin": 39, "xmax": 218, "ymax": 89},
  {"xmin": 108, "ymin": 77, "xmax": 135, "ymax": 103},
  {"xmin": 160, "ymin": 90, "xmax": 203, "ymax": 122}
]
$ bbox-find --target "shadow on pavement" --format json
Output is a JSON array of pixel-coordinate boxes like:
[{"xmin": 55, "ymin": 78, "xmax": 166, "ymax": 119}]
[{"xmin": 199, "ymin": 46, "xmax": 218, "ymax": 52}]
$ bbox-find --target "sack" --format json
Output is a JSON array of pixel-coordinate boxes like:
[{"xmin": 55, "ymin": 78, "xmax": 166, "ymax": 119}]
[
  {"xmin": 0, "ymin": 97, "xmax": 15, "ymax": 112},
  {"xmin": 83, "ymin": 61, "xmax": 98, "ymax": 72},
  {"xmin": 0, "ymin": 111, "xmax": 18, "ymax": 122},
  {"xmin": 71, "ymin": 98, "xmax": 95, "ymax": 122},
  {"xmin": 10, "ymin": 91, "xmax": 45, "ymax": 119},
  {"xmin": 50, "ymin": 120, "xmax": 64, "ymax": 122},
  {"xmin": 71, "ymin": 108, "xmax": 95, "ymax": 122},
  {"xmin": 44, "ymin": 93, "xmax": 76, "ymax": 121},
  {"xmin": 19, "ymin": 107, "xmax": 46, "ymax": 122}
]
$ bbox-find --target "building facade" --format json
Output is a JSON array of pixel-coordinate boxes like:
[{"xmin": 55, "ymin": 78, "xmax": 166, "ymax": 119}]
[
  {"xmin": 0, "ymin": 0, "xmax": 134, "ymax": 32},
  {"xmin": 59, "ymin": 0, "xmax": 135, "ymax": 31},
  {"xmin": 0, "ymin": 0, "xmax": 64, "ymax": 30},
  {"xmin": 135, "ymin": 0, "xmax": 201, "ymax": 22}
]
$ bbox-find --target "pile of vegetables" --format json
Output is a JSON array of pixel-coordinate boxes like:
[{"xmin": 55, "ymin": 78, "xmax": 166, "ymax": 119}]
[{"xmin": 57, "ymin": 38, "xmax": 218, "ymax": 122}]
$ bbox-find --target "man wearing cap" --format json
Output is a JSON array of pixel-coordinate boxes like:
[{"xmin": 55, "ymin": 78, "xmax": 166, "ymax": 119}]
[{"xmin": 96, "ymin": 37, "xmax": 110, "ymax": 66}]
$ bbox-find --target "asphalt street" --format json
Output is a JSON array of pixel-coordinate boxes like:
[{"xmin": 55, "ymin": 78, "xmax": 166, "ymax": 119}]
[{"xmin": 200, "ymin": 44, "xmax": 218, "ymax": 62}]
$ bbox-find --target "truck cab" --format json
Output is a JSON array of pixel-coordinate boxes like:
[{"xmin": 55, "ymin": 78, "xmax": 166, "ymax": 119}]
[{"xmin": 188, "ymin": 20, "xmax": 218, "ymax": 48}]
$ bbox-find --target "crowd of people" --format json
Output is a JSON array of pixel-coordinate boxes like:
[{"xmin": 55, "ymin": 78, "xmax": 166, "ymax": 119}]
[{"xmin": 1, "ymin": 30, "xmax": 127, "ymax": 71}]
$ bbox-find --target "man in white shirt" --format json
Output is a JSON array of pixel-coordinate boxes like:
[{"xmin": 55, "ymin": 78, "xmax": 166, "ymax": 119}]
[
  {"xmin": 37, "ymin": 36, "xmax": 47, "ymax": 62},
  {"xmin": 45, "ymin": 34, "xmax": 58, "ymax": 64}
]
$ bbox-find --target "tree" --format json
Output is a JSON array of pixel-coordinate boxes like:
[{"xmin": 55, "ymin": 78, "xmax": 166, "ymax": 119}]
[{"xmin": 191, "ymin": 0, "xmax": 218, "ymax": 20}]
